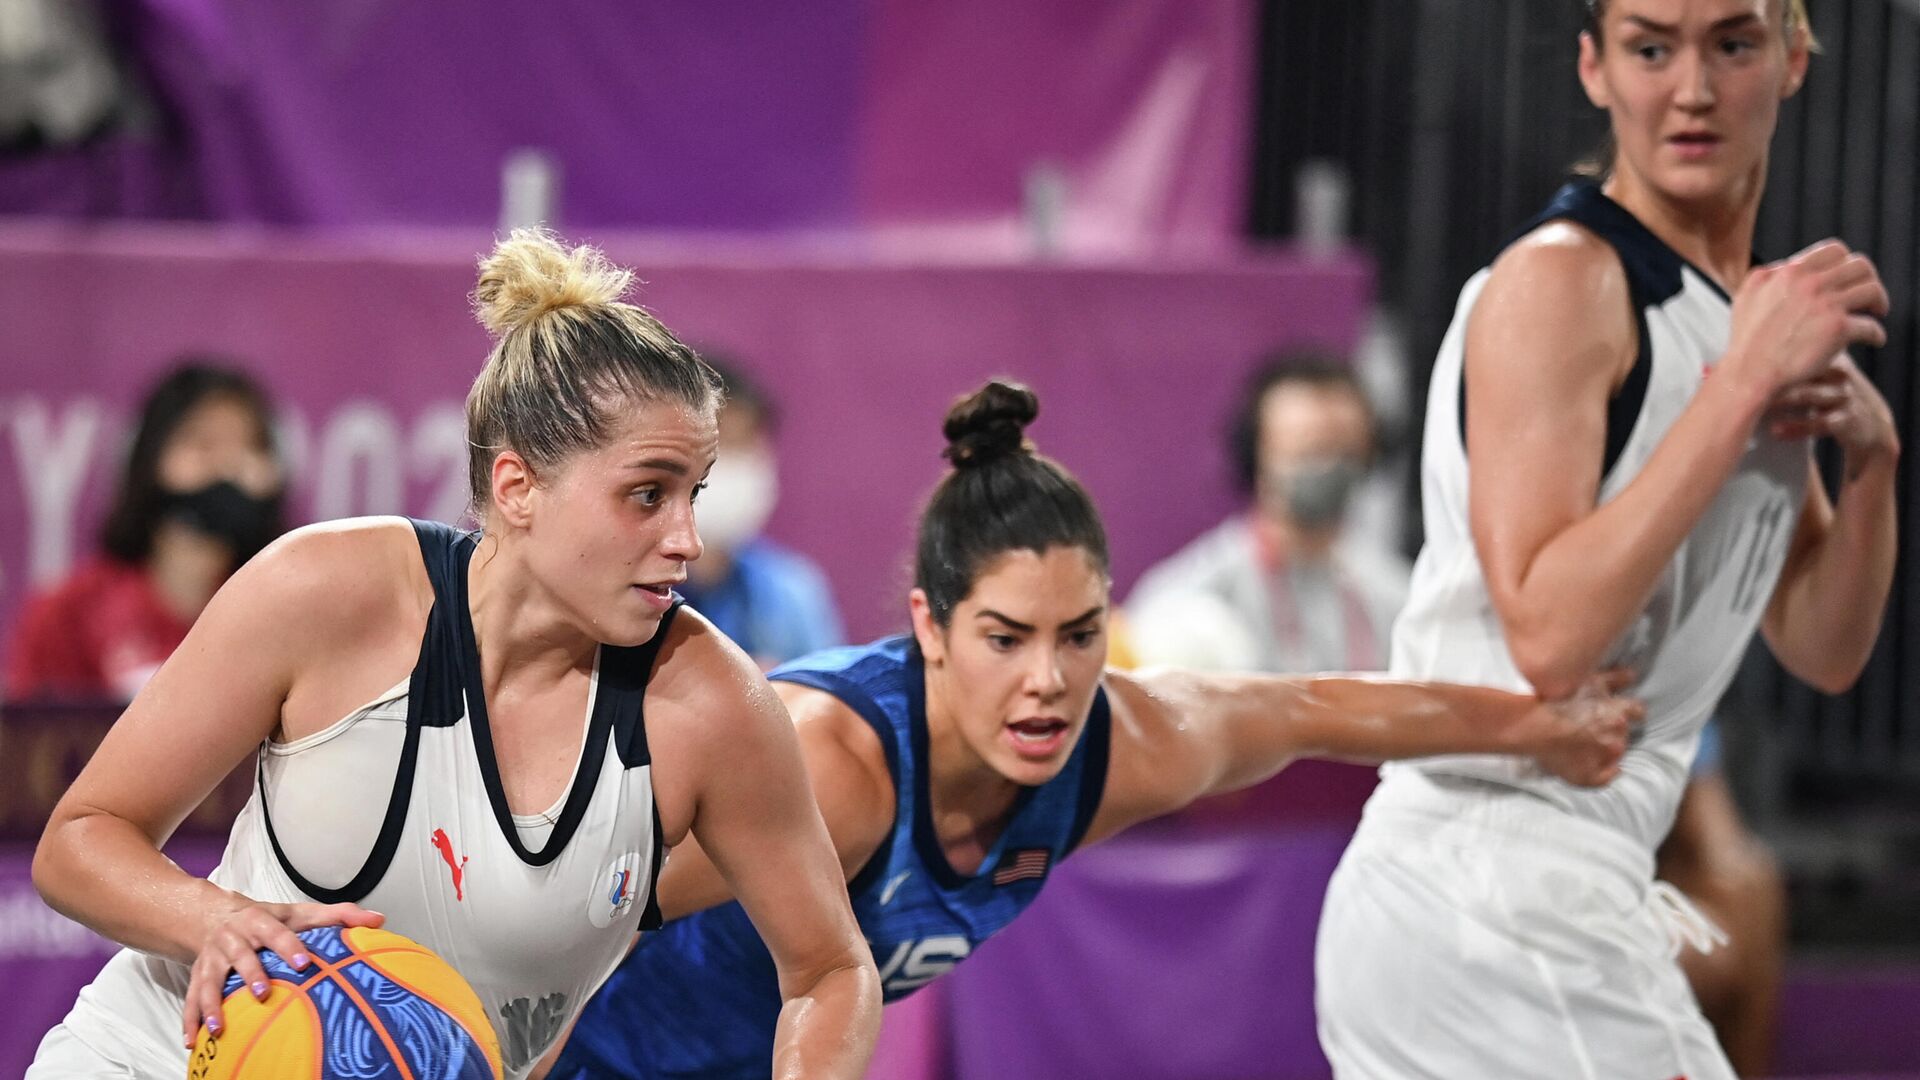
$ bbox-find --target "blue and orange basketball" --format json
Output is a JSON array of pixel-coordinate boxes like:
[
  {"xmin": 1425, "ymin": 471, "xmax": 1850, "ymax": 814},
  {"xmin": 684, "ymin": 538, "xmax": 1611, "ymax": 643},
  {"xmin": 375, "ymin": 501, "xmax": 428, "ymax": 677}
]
[{"xmin": 187, "ymin": 925, "xmax": 503, "ymax": 1079}]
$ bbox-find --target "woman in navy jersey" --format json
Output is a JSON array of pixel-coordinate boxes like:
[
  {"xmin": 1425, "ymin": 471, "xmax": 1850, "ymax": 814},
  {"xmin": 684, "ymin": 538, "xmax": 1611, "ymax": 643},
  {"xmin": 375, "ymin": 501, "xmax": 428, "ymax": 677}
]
[
  {"xmin": 29, "ymin": 230, "xmax": 878, "ymax": 1080},
  {"xmin": 542, "ymin": 379, "xmax": 1642, "ymax": 1079}
]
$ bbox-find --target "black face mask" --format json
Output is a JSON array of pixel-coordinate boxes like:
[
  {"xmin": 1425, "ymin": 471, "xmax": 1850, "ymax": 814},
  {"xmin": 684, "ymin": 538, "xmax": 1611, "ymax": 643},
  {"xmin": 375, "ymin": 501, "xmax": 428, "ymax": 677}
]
[{"xmin": 162, "ymin": 481, "xmax": 282, "ymax": 560}]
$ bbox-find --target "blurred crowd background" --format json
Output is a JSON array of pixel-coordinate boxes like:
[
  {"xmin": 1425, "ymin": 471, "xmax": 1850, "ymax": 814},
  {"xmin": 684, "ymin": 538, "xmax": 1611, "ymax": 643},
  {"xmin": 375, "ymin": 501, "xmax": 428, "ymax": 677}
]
[{"xmin": 1, "ymin": 1, "xmax": 1916, "ymax": 1077}]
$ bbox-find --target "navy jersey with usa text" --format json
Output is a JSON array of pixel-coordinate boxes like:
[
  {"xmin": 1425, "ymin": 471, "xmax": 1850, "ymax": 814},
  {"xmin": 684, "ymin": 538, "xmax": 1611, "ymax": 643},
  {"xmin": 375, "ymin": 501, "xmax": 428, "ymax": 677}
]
[{"xmin": 549, "ymin": 635, "xmax": 1112, "ymax": 1079}]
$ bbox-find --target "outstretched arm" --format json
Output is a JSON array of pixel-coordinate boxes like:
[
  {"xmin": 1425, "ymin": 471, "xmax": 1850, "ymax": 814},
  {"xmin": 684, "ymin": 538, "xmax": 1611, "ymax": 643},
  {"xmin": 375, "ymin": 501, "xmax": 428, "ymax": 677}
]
[{"xmin": 1083, "ymin": 666, "xmax": 1639, "ymax": 845}]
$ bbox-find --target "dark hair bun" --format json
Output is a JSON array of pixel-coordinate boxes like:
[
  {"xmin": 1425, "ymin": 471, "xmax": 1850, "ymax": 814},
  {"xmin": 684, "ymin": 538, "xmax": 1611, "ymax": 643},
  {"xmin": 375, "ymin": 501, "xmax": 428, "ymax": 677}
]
[{"xmin": 943, "ymin": 380, "xmax": 1038, "ymax": 468}]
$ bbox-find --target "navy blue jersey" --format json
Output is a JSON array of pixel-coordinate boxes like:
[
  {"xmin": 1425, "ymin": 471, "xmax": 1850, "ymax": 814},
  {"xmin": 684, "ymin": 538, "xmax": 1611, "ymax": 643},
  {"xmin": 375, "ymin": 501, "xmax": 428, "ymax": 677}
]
[{"xmin": 550, "ymin": 635, "xmax": 1112, "ymax": 1079}]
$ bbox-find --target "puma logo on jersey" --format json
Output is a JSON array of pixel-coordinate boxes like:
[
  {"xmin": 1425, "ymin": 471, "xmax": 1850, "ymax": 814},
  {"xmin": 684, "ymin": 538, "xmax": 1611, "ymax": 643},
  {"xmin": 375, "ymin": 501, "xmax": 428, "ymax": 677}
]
[{"xmin": 430, "ymin": 828, "xmax": 470, "ymax": 901}]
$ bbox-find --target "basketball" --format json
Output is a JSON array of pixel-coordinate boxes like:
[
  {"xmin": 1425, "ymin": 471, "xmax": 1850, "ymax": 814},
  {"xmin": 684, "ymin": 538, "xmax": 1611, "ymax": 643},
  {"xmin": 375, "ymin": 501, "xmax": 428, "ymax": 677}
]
[{"xmin": 186, "ymin": 925, "xmax": 502, "ymax": 1080}]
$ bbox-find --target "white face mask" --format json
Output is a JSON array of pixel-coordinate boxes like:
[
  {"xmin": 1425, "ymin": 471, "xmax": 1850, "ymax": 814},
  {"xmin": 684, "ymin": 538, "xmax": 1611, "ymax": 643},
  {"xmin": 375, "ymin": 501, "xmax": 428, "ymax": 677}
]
[{"xmin": 696, "ymin": 446, "xmax": 779, "ymax": 553}]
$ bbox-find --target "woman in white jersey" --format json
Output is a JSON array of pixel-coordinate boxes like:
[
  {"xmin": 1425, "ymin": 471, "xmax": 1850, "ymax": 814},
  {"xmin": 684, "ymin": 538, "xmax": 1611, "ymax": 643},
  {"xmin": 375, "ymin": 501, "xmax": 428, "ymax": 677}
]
[
  {"xmin": 1316, "ymin": 1, "xmax": 1896, "ymax": 1077},
  {"xmin": 27, "ymin": 230, "xmax": 880, "ymax": 1080}
]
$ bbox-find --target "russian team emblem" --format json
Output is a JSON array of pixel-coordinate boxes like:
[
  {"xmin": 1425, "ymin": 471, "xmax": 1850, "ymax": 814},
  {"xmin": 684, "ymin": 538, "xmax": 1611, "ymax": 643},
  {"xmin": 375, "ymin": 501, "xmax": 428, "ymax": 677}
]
[{"xmin": 591, "ymin": 852, "xmax": 644, "ymax": 928}]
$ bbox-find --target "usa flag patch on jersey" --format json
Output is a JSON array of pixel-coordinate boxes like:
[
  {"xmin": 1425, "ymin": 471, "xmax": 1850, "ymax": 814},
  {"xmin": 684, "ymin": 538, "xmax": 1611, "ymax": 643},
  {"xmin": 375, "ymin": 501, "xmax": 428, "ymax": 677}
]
[{"xmin": 992, "ymin": 848, "xmax": 1051, "ymax": 886}]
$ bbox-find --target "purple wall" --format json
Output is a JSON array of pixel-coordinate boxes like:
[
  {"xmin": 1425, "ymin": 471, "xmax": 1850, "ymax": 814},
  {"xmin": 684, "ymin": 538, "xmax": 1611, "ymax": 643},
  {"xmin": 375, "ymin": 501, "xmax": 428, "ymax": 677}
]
[
  {"xmin": 0, "ymin": 222, "xmax": 1371, "ymax": 667},
  {"xmin": 3, "ymin": 0, "xmax": 1254, "ymax": 248}
]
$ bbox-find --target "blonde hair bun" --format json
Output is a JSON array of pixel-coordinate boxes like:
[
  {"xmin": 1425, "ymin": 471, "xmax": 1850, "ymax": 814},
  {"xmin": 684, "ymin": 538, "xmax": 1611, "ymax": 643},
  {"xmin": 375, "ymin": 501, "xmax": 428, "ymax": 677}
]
[{"xmin": 472, "ymin": 228, "xmax": 633, "ymax": 338}]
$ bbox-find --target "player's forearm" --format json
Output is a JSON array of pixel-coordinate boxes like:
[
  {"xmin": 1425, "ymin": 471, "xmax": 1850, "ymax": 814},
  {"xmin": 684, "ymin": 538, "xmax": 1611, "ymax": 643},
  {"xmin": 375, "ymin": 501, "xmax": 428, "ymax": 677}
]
[
  {"xmin": 1491, "ymin": 373, "xmax": 1771, "ymax": 698},
  {"xmin": 1172, "ymin": 671, "xmax": 1535, "ymax": 795},
  {"xmin": 771, "ymin": 953, "xmax": 882, "ymax": 1080},
  {"xmin": 33, "ymin": 810, "xmax": 238, "ymax": 963},
  {"xmin": 1769, "ymin": 452, "xmax": 1898, "ymax": 691},
  {"xmin": 1281, "ymin": 677, "xmax": 1542, "ymax": 765}
]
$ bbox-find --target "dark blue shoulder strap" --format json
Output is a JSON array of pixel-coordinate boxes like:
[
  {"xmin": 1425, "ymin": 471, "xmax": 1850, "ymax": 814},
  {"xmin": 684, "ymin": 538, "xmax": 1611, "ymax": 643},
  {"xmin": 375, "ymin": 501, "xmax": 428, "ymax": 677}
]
[
  {"xmin": 1503, "ymin": 181, "xmax": 1704, "ymax": 306},
  {"xmin": 1065, "ymin": 684, "xmax": 1113, "ymax": 853}
]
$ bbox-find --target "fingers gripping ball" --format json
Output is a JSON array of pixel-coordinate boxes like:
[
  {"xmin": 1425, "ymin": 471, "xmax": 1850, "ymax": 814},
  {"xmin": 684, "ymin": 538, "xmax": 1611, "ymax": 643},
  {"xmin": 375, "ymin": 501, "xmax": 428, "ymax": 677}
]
[{"xmin": 188, "ymin": 925, "xmax": 502, "ymax": 1079}]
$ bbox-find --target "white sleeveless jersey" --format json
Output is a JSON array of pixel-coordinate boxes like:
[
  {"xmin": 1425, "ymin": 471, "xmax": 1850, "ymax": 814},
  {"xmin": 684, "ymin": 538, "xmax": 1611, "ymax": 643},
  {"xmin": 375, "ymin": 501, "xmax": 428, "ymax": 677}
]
[
  {"xmin": 1384, "ymin": 183, "xmax": 1807, "ymax": 848},
  {"xmin": 35, "ymin": 521, "xmax": 670, "ymax": 1080}
]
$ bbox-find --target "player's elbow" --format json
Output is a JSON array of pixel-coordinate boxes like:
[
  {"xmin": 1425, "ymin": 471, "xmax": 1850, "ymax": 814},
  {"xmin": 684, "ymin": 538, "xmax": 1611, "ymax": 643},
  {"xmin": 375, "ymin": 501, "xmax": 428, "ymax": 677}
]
[
  {"xmin": 30, "ymin": 815, "xmax": 78, "ymax": 914},
  {"xmin": 778, "ymin": 937, "xmax": 881, "ymax": 1008},
  {"xmin": 1770, "ymin": 625, "xmax": 1870, "ymax": 695},
  {"xmin": 1794, "ymin": 656, "xmax": 1865, "ymax": 696},
  {"xmin": 1505, "ymin": 628, "xmax": 1596, "ymax": 702}
]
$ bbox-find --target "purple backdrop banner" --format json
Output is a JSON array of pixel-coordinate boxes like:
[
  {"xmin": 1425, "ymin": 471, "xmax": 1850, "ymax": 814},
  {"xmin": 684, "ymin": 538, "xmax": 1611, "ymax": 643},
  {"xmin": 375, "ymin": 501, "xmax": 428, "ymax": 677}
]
[
  {"xmin": 2, "ymin": 0, "xmax": 1254, "ymax": 249},
  {"xmin": 2, "ymin": 839, "xmax": 224, "ymax": 1077},
  {"xmin": 0, "ymin": 222, "xmax": 1370, "ymax": 675}
]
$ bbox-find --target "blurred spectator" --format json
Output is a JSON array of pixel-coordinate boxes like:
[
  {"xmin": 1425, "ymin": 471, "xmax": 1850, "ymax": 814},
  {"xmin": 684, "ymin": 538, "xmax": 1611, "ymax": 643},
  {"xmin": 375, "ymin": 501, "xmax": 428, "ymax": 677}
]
[
  {"xmin": 5, "ymin": 362, "xmax": 286, "ymax": 700},
  {"xmin": 681, "ymin": 356, "xmax": 844, "ymax": 668},
  {"xmin": 1128, "ymin": 351, "xmax": 1406, "ymax": 673}
]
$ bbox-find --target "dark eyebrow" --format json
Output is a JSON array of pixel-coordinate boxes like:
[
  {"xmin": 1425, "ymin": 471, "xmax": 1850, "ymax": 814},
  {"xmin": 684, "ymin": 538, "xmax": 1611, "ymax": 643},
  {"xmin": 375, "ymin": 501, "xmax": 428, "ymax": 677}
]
[
  {"xmin": 1623, "ymin": 15, "xmax": 1678, "ymax": 34},
  {"xmin": 1062, "ymin": 605, "xmax": 1106, "ymax": 628},
  {"xmin": 977, "ymin": 610, "xmax": 1035, "ymax": 633},
  {"xmin": 625, "ymin": 457, "xmax": 688, "ymax": 476},
  {"xmin": 976, "ymin": 605, "xmax": 1107, "ymax": 633}
]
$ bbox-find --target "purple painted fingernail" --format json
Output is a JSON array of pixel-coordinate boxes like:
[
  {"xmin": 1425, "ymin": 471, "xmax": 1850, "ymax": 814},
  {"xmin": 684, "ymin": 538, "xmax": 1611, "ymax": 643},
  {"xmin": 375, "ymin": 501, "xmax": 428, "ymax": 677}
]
[
  {"xmin": 252, "ymin": 980, "xmax": 268, "ymax": 997},
  {"xmin": 205, "ymin": 1014, "xmax": 221, "ymax": 1035},
  {"xmin": 292, "ymin": 952, "xmax": 310, "ymax": 969}
]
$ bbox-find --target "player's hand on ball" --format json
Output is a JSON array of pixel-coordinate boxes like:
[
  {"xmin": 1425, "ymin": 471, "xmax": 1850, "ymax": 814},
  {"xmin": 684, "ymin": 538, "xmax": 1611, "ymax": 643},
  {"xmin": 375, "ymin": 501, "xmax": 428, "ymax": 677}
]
[
  {"xmin": 182, "ymin": 896, "xmax": 385, "ymax": 1048},
  {"xmin": 1524, "ymin": 669, "xmax": 1642, "ymax": 788}
]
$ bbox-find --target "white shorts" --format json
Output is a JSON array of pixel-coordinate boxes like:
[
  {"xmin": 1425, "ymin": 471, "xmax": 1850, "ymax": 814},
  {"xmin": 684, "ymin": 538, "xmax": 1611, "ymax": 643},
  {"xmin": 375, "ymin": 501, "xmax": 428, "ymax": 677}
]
[{"xmin": 1315, "ymin": 770, "xmax": 1733, "ymax": 1080}]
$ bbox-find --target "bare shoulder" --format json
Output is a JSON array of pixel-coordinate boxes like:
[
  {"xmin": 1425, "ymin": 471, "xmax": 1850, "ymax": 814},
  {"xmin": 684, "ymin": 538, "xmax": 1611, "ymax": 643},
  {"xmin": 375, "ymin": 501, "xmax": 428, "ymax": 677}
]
[
  {"xmin": 240, "ymin": 516, "xmax": 429, "ymax": 629},
  {"xmin": 245, "ymin": 517, "xmax": 433, "ymax": 737},
  {"xmin": 644, "ymin": 607, "xmax": 783, "ymax": 731},
  {"xmin": 1466, "ymin": 221, "xmax": 1638, "ymax": 413},
  {"xmin": 1077, "ymin": 668, "xmax": 1211, "ymax": 846},
  {"xmin": 775, "ymin": 681, "xmax": 892, "ymax": 802},
  {"xmin": 1476, "ymin": 223, "xmax": 1634, "ymax": 350},
  {"xmin": 1491, "ymin": 219, "xmax": 1625, "ymax": 287}
]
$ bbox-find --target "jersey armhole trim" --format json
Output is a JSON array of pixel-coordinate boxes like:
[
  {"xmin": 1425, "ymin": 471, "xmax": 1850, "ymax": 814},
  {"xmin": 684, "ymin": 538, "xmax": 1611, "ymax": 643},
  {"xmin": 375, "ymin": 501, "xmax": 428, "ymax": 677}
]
[{"xmin": 1065, "ymin": 685, "xmax": 1114, "ymax": 855}]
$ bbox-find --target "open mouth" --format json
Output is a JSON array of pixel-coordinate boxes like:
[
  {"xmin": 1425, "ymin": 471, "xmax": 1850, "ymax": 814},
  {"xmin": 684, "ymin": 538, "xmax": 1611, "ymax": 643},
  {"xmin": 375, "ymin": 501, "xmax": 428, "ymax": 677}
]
[
  {"xmin": 1004, "ymin": 718, "xmax": 1070, "ymax": 758},
  {"xmin": 632, "ymin": 582, "xmax": 678, "ymax": 607}
]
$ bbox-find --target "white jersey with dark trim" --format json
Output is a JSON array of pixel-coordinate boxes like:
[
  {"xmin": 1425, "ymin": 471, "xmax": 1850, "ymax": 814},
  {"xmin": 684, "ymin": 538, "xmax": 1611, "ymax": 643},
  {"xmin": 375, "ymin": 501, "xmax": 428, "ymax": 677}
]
[
  {"xmin": 32, "ymin": 520, "xmax": 669, "ymax": 1080},
  {"xmin": 1384, "ymin": 182, "xmax": 1808, "ymax": 848}
]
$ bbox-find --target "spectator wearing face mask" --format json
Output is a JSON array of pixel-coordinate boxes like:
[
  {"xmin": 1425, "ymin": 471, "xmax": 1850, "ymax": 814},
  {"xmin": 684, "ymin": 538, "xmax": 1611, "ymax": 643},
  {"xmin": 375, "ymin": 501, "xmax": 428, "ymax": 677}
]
[
  {"xmin": 1127, "ymin": 352, "xmax": 1407, "ymax": 675},
  {"xmin": 679, "ymin": 357, "xmax": 845, "ymax": 669},
  {"xmin": 6, "ymin": 362, "xmax": 287, "ymax": 701}
]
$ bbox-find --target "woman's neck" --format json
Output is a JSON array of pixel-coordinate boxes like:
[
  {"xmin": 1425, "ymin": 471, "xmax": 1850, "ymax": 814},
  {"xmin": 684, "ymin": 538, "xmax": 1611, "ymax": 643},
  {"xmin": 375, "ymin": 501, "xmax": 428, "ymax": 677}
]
[
  {"xmin": 1603, "ymin": 161, "xmax": 1767, "ymax": 292},
  {"xmin": 466, "ymin": 534, "xmax": 597, "ymax": 689},
  {"xmin": 921, "ymin": 667, "xmax": 1022, "ymax": 854}
]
